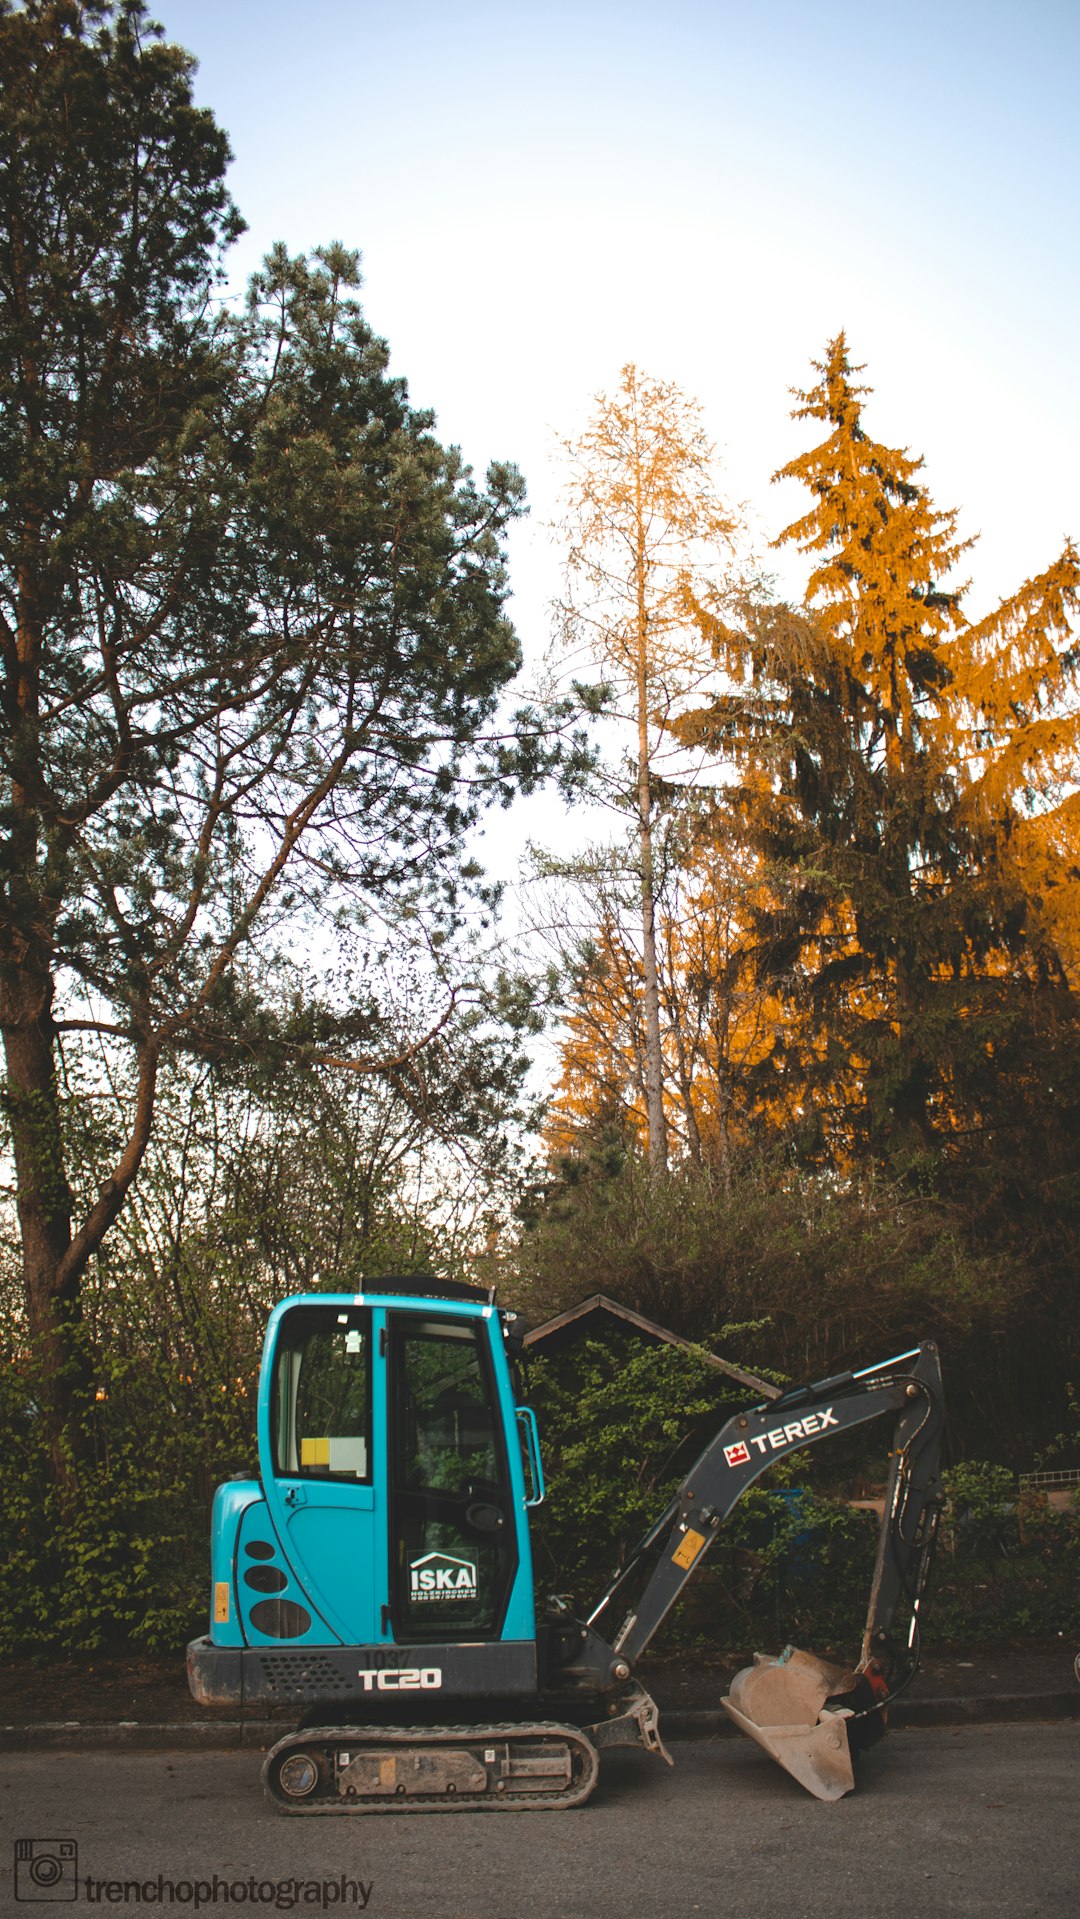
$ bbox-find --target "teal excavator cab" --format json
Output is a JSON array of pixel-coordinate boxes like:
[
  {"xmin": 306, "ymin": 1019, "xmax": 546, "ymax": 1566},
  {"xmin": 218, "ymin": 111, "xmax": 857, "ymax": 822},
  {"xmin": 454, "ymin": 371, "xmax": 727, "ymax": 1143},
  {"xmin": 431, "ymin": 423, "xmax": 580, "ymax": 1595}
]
[{"xmin": 188, "ymin": 1281, "xmax": 946, "ymax": 1813}]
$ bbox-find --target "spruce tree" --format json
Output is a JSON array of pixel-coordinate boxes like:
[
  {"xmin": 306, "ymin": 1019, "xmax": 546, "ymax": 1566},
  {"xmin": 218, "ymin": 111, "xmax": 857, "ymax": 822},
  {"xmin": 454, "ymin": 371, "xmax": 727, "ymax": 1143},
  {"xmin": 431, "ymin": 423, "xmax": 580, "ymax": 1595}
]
[{"xmin": 688, "ymin": 336, "xmax": 1080, "ymax": 1188}]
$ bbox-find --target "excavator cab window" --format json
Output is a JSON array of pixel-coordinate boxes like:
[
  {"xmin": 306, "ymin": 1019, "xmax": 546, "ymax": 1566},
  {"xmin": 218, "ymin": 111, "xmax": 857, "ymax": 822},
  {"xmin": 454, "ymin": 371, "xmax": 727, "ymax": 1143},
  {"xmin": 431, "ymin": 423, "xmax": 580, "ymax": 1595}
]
[
  {"xmin": 389, "ymin": 1313, "xmax": 517, "ymax": 1641},
  {"xmin": 271, "ymin": 1305, "xmax": 372, "ymax": 1481}
]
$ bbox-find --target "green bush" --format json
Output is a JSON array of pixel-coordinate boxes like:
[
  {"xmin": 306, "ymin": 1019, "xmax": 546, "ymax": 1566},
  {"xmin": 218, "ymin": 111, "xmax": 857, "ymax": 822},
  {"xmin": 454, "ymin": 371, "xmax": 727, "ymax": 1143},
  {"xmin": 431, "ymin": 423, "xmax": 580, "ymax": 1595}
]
[
  {"xmin": 526, "ymin": 1331, "xmax": 879, "ymax": 1652},
  {"xmin": 526, "ymin": 1337, "xmax": 1080, "ymax": 1654},
  {"xmin": 930, "ymin": 1462, "xmax": 1080, "ymax": 1641},
  {"xmin": 526, "ymin": 1333, "xmax": 744, "ymax": 1605},
  {"xmin": 0, "ymin": 1325, "xmax": 259, "ymax": 1657},
  {"xmin": 510, "ymin": 1146, "xmax": 1073, "ymax": 1463}
]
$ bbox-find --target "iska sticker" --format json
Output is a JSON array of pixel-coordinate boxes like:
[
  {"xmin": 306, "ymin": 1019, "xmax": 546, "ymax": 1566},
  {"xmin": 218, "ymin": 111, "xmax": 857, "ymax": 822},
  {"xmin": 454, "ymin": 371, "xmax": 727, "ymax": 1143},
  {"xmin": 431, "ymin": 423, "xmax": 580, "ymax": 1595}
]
[{"xmin": 409, "ymin": 1549, "xmax": 478, "ymax": 1601}]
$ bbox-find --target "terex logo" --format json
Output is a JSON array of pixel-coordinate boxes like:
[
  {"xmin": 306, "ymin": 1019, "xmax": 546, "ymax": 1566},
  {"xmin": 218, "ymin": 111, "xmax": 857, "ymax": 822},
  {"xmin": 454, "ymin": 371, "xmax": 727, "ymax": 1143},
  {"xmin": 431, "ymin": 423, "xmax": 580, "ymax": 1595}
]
[
  {"xmin": 724, "ymin": 1407, "xmax": 839, "ymax": 1467},
  {"xmin": 409, "ymin": 1550, "xmax": 478, "ymax": 1601}
]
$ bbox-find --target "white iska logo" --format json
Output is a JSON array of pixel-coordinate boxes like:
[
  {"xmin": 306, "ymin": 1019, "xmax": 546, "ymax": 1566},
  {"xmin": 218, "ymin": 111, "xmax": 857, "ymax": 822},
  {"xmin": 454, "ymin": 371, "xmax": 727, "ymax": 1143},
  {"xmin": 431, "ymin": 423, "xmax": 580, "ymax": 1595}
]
[{"xmin": 409, "ymin": 1550, "xmax": 478, "ymax": 1601}]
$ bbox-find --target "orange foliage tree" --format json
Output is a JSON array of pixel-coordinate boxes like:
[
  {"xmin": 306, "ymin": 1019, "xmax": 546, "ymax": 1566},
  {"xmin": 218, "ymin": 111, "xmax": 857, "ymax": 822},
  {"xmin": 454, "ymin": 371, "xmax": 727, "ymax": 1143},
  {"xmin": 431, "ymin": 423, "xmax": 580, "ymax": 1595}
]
[
  {"xmin": 684, "ymin": 336, "xmax": 1080, "ymax": 1188},
  {"xmin": 543, "ymin": 821, "xmax": 791, "ymax": 1180},
  {"xmin": 547, "ymin": 335, "xmax": 1080, "ymax": 1229},
  {"xmin": 555, "ymin": 367, "xmax": 739, "ymax": 1173}
]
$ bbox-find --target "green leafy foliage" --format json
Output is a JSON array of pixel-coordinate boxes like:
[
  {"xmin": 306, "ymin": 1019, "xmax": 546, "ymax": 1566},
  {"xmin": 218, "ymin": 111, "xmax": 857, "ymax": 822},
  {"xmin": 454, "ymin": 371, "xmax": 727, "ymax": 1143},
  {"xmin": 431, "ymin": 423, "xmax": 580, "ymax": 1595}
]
[
  {"xmin": 699, "ymin": 1485, "xmax": 879, "ymax": 1652},
  {"xmin": 526, "ymin": 1339, "xmax": 1080, "ymax": 1653},
  {"xmin": 524, "ymin": 1333, "xmax": 884, "ymax": 1651},
  {"xmin": 526, "ymin": 1333, "xmax": 743, "ymax": 1602},
  {"xmin": 0, "ymin": 1032, "xmax": 513, "ymax": 1655},
  {"xmin": 930, "ymin": 1464, "xmax": 1080, "ymax": 1640},
  {"xmin": 510, "ymin": 1146, "xmax": 1041, "ymax": 1456},
  {"xmin": 0, "ymin": 0, "xmax": 591, "ymax": 1506},
  {"xmin": 0, "ymin": 1313, "xmax": 258, "ymax": 1656}
]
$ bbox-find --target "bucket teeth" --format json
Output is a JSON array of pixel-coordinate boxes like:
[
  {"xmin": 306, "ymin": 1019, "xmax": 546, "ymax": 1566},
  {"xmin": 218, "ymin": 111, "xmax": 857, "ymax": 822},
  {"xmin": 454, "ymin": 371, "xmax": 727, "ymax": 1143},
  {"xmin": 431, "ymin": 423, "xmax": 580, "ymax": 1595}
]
[{"xmin": 721, "ymin": 1647, "xmax": 860, "ymax": 1802}]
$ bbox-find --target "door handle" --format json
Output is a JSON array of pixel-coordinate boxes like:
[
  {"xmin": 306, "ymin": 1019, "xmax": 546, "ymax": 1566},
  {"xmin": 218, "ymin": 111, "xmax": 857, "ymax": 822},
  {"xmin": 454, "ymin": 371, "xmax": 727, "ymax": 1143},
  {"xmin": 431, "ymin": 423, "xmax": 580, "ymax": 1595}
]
[
  {"xmin": 516, "ymin": 1405, "xmax": 545, "ymax": 1506},
  {"xmin": 284, "ymin": 1483, "xmax": 307, "ymax": 1508}
]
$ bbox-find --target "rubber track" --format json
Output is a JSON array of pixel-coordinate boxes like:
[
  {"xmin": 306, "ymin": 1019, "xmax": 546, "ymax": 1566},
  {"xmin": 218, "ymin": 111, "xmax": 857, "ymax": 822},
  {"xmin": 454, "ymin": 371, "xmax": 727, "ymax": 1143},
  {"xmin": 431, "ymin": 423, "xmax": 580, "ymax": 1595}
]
[{"xmin": 262, "ymin": 1721, "xmax": 600, "ymax": 1815}]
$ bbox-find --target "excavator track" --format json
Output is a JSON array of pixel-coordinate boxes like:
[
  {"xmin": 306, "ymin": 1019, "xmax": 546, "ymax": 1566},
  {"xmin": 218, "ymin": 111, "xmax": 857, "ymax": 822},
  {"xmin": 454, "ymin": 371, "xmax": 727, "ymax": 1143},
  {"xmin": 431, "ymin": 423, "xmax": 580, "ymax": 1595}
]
[{"xmin": 262, "ymin": 1721, "xmax": 600, "ymax": 1814}]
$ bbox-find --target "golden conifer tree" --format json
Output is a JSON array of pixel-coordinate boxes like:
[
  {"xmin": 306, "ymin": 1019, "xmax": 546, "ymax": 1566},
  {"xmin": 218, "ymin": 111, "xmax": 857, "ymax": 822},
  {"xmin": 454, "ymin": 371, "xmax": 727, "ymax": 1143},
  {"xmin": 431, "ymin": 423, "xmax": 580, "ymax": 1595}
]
[
  {"xmin": 688, "ymin": 336, "xmax": 1080, "ymax": 1179},
  {"xmin": 954, "ymin": 549, "xmax": 1080, "ymax": 977}
]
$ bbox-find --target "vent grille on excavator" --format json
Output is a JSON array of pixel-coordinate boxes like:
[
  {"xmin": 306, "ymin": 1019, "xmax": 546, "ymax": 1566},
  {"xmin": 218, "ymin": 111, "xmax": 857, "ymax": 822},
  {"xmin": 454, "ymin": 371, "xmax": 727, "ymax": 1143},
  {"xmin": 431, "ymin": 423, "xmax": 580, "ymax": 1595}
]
[{"xmin": 256, "ymin": 1654, "xmax": 355, "ymax": 1696}]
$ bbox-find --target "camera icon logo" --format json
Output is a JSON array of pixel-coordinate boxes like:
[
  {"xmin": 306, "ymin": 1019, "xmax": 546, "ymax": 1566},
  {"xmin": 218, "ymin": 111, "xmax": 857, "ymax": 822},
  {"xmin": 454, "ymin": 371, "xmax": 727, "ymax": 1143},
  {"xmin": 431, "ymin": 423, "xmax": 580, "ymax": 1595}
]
[{"xmin": 13, "ymin": 1838, "xmax": 78, "ymax": 1902}]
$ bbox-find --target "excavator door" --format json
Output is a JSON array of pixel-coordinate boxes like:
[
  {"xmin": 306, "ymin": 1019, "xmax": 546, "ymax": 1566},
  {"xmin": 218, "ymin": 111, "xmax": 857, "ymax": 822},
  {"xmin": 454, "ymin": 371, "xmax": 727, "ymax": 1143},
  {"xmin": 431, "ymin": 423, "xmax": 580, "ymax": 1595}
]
[{"xmin": 386, "ymin": 1309, "xmax": 521, "ymax": 1641}]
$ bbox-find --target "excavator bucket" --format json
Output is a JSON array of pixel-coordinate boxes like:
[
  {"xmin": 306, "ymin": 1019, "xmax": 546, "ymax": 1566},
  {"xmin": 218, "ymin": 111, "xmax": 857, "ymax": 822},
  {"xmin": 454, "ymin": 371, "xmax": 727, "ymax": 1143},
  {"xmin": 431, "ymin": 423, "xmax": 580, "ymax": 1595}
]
[{"xmin": 721, "ymin": 1647, "xmax": 858, "ymax": 1801}]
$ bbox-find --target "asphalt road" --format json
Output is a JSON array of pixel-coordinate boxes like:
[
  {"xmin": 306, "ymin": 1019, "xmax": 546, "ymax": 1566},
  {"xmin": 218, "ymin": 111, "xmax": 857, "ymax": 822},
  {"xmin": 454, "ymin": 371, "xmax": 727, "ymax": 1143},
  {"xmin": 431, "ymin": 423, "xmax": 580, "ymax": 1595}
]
[{"xmin": 1, "ymin": 1725, "xmax": 1077, "ymax": 1918}]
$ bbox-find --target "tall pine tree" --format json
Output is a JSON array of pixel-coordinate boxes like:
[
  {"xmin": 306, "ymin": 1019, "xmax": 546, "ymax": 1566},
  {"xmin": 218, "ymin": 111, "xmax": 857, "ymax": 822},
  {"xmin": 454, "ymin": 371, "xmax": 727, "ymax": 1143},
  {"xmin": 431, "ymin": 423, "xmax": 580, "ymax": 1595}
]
[
  {"xmin": 0, "ymin": 1, "xmax": 540, "ymax": 1492},
  {"xmin": 688, "ymin": 336, "xmax": 1080, "ymax": 1191}
]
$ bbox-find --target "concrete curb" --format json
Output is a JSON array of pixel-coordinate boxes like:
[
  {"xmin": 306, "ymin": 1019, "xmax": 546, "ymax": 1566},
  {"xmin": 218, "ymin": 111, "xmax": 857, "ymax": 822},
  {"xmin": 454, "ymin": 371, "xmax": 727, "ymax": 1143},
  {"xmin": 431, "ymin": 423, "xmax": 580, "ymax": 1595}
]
[
  {"xmin": 3, "ymin": 1691, "xmax": 1079, "ymax": 1752},
  {"xmin": 0, "ymin": 1721, "xmax": 283, "ymax": 1752},
  {"xmin": 665, "ymin": 1690, "xmax": 1080, "ymax": 1738},
  {"xmin": 892, "ymin": 1689, "xmax": 1080, "ymax": 1728}
]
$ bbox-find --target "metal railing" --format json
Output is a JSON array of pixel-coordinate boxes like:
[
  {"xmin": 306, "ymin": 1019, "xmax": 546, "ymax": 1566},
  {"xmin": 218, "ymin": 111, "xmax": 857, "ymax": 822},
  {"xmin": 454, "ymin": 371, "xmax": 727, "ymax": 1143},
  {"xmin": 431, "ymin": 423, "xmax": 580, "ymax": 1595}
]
[{"xmin": 1018, "ymin": 1468, "xmax": 1080, "ymax": 1489}]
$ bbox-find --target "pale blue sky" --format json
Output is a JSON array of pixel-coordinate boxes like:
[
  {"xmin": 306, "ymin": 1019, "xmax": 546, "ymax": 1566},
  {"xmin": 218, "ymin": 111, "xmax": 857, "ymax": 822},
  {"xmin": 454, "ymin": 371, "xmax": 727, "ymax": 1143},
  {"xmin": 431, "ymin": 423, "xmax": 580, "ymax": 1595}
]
[{"xmin": 162, "ymin": 0, "xmax": 1079, "ymax": 869}]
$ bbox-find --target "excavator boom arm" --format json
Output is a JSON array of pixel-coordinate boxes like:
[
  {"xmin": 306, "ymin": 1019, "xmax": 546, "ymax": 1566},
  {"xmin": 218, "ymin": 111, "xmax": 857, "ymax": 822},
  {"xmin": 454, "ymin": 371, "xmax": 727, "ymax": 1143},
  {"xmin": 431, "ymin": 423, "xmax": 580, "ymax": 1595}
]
[{"xmin": 603, "ymin": 1341, "xmax": 945, "ymax": 1671}]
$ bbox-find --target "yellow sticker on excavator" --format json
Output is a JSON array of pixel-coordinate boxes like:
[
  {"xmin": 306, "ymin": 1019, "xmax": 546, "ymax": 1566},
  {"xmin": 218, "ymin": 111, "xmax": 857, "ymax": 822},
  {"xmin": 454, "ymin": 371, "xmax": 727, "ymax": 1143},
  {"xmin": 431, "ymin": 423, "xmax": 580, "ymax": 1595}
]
[
  {"xmin": 214, "ymin": 1581, "xmax": 230, "ymax": 1623},
  {"xmin": 671, "ymin": 1527, "xmax": 707, "ymax": 1570},
  {"xmin": 301, "ymin": 1436, "xmax": 330, "ymax": 1465}
]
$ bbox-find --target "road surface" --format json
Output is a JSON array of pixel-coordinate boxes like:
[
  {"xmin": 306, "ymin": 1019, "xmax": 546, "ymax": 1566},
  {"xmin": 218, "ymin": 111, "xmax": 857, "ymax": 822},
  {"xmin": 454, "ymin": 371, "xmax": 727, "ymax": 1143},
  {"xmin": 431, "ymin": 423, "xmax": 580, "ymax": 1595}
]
[{"xmin": 2, "ymin": 1724, "xmax": 1077, "ymax": 1916}]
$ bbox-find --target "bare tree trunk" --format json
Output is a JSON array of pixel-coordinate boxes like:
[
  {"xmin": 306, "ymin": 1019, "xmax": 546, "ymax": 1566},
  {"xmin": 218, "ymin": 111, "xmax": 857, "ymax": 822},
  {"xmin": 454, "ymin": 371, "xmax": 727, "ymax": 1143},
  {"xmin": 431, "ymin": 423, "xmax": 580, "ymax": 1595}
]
[
  {"xmin": 3, "ymin": 570, "xmax": 160, "ymax": 1496},
  {"xmin": 708, "ymin": 1001, "xmax": 733, "ymax": 1196},
  {"xmin": 3, "ymin": 558, "xmax": 89, "ymax": 1495},
  {"xmin": 1, "ymin": 954, "xmax": 86, "ymax": 1498},
  {"xmin": 663, "ymin": 928, "xmax": 702, "ymax": 1164},
  {"xmin": 635, "ymin": 471, "xmax": 667, "ymax": 1175}
]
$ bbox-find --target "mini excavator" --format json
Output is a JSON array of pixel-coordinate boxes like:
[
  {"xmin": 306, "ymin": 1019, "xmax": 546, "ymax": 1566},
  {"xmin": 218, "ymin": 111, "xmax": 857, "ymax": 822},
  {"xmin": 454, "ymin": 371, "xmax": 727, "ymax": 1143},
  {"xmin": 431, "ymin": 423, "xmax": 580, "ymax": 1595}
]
[{"xmin": 187, "ymin": 1282, "xmax": 946, "ymax": 1811}]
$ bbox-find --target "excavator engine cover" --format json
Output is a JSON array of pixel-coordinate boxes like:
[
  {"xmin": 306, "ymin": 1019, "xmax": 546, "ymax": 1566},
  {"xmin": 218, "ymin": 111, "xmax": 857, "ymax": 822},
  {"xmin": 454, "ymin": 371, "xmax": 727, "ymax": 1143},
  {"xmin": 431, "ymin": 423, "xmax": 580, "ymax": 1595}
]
[{"xmin": 722, "ymin": 1647, "xmax": 859, "ymax": 1801}]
